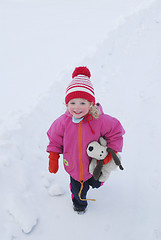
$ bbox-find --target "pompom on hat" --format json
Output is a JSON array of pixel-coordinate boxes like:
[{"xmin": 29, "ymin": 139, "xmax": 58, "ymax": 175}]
[{"xmin": 65, "ymin": 66, "xmax": 95, "ymax": 104}]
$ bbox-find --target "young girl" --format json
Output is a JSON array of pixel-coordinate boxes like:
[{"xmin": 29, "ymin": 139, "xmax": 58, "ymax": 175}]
[{"xmin": 46, "ymin": 66, "xmax": 125, "ymax": 213}]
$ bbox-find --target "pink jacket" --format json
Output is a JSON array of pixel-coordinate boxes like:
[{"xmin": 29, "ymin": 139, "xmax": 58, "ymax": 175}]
[{"xmin": 47, "ymin": 104, "xmax": 125, "ymax": 182}]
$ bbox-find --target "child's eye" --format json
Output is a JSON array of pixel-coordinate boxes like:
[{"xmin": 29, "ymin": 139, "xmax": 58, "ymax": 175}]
[
  {"xmin": 80, "ymin": 102, "xmax": 85, "ymax": 105},
  {"xmin": 70, "ymin": 102, "xmax": 75, "ymax": 105}
]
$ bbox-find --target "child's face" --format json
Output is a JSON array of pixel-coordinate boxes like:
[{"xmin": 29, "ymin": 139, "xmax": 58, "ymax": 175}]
[{"xmin": 67, "ymin": 98, "xmax": 90, "ymax": 119}]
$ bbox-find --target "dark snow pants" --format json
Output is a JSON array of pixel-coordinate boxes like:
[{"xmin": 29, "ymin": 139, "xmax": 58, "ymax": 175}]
[{"xmin": 70, "ymin": 176, "xmax": 103, "ymax": 210}]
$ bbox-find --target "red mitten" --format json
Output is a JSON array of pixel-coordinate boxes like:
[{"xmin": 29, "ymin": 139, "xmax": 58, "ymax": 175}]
[{"xmin": 48, "ymin": 152, "xmax": 60, "ymax": 173}]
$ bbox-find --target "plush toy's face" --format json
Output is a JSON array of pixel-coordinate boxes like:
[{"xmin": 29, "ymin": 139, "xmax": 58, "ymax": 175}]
[{"xmin": 87, "ymin": 141, "xmax": 108, "ymax": 160}]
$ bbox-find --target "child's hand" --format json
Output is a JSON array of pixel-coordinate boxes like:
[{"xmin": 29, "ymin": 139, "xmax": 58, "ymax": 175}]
[{"xmin": 48, "ymin": 152, "xmax": 60, "ymax": 173}]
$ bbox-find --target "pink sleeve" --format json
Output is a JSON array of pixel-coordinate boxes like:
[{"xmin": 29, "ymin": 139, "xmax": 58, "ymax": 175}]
[
  {"xmin": 46, "ymin": 117, "xmax": 64, "ymax": 153},
  {"xmin": 101, "ymin": 115, "xmax": 125, "ymax": 152}
]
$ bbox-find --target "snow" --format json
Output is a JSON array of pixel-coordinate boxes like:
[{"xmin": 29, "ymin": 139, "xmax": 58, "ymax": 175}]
[{"xmin": 0, "ymin": 0, "xmax": 161, "ymax": 239}]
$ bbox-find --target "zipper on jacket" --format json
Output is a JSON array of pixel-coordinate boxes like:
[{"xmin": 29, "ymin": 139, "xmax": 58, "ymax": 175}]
[
  {"xmin": 78, "ymin": 121, "xmax": 83, "ymax": 181},
  {"xmin": 78, "ymin": 120, "xmax": 96, "ymax": 202}
]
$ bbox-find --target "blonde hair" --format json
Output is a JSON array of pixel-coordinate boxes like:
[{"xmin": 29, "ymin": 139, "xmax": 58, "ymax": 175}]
[{"xmin": 89, "ymin": 103, "xmax": 100, "ymax": 119}]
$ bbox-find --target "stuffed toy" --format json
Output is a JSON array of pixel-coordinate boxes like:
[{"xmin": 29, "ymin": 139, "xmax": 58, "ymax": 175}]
[{"xmin": 87, "ymin": 137, "xmax": 124, "ymax": 182}]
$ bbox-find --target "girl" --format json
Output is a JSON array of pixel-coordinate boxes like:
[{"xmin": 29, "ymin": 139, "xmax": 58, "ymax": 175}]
[{"xmin": 46, "ymin": 66, "xmax": 125, "ymax": 213}]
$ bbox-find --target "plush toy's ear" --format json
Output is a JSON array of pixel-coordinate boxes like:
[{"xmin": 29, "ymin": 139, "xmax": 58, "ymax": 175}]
[{"xmin": 99, "ymin": 137, "xmax": 107, "ymax": 147}]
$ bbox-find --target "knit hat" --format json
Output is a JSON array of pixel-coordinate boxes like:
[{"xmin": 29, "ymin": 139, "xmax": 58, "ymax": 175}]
[{"xmin": 65, "ymin": 66, "xmax": 95, "ymax": 104}]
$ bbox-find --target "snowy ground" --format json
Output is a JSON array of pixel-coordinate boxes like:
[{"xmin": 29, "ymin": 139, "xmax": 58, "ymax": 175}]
[
  {"xmin": 0, "ymin": 0, "xmax": 155, "ymax": 116},
  {"xmin": 0, "ymin": 0, "xmax": 161, "ymax": 240}
]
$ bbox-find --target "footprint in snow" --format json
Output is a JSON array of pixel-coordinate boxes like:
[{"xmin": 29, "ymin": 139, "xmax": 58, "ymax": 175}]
[{"xmin": 48, "ymin": 184, "xmax": 65, "ymax": 197}]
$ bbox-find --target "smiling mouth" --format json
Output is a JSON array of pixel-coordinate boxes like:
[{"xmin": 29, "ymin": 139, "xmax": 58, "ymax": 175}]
[{"xmin": 74, "ymin": 111, "xmax": 82, "ymax": 114}]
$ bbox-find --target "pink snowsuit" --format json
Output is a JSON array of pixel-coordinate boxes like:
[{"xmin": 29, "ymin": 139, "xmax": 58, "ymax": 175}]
[{"xmin": 47, "ymin": 103, "xmax": 125, "ymax": 182}]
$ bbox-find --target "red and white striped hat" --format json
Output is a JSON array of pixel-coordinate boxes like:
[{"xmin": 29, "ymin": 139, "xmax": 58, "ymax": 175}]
[{"xmin": 65, "ymin": 66, "xmax": 95, "ymax": 104}]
